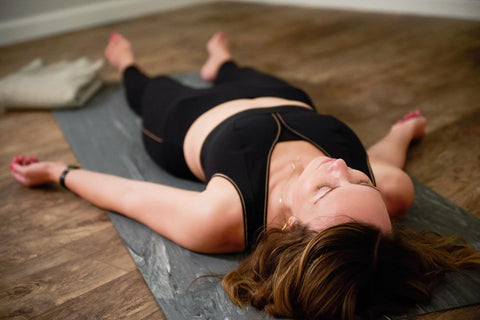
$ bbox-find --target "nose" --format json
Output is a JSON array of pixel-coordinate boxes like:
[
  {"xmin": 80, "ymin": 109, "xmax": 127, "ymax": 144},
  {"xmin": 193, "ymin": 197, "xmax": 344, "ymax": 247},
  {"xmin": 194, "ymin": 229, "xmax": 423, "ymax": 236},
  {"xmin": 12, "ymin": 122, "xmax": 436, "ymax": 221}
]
[{"xmin": 327, "ymin": 159, "xmax": 349, "ymax": 179}]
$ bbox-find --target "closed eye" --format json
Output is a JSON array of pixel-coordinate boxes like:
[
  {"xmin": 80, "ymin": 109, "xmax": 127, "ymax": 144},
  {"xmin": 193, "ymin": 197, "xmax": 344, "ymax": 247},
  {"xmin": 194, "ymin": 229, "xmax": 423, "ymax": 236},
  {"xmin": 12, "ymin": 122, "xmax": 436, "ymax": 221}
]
[
  {"xmin": 357, "ymin": 180, "xmax": 380, "ymax": 192},
  {"xmin": 313, "ymin": 181, "xmax": 379, "ymax": 203},
  {"xmin": 317, "ymin": 185, "xmax": 332, "ymax": 195},
  {"xmin": 358, "ymin": 180, "xmax": 373, "ymax": 186},
  {"xmin": 313, "ymin": 185, "xmax": 335, "ymax": 203}
]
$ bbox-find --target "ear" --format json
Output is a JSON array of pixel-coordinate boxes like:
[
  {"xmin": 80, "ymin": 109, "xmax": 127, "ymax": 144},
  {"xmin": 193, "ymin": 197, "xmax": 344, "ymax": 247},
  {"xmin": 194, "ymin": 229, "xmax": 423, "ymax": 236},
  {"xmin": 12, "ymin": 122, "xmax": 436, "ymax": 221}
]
[{"xmin": 282, "ymin": 216, "xmax": 297, "ymax": 231}]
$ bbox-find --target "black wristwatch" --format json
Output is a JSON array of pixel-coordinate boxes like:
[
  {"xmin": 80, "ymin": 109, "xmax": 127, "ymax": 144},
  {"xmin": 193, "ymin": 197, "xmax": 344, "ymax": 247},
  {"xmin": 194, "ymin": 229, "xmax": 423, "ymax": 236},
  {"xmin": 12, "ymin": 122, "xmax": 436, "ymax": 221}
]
[{"xmin": 59, "ymin": 165, "xmax": 80, "ymax": 190}]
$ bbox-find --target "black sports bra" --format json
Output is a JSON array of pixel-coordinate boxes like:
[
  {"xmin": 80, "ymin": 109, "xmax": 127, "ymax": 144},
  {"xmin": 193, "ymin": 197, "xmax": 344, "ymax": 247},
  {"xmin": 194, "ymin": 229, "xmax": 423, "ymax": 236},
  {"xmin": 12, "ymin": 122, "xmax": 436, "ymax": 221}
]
[{"xmin": 201, "ymin": 106, "xmax": 375, "ymax": 249}]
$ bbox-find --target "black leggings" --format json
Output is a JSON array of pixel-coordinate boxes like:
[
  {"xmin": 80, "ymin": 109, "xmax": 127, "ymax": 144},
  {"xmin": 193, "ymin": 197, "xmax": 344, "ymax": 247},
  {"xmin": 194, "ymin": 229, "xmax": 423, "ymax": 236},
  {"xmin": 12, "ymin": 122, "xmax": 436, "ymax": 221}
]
[{"xmin": 123, "ymin": 61, "xmax": 314, "ymax": 180}]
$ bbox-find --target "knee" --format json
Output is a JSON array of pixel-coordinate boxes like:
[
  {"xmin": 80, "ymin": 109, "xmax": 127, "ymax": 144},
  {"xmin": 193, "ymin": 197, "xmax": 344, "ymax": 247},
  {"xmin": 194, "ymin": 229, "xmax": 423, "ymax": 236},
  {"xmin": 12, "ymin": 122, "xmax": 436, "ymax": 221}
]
[{"xmin": 378, "ymin": 169, "xmax": 414, "ymax": 219}]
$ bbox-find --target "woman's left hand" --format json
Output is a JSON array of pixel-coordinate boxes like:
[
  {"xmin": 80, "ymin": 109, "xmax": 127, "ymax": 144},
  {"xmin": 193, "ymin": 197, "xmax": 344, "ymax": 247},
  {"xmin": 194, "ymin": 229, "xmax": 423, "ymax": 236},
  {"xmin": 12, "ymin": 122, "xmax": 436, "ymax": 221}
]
[{"xmin": 9, "ymin": 155, "xmax": 64, "ymax": 187}]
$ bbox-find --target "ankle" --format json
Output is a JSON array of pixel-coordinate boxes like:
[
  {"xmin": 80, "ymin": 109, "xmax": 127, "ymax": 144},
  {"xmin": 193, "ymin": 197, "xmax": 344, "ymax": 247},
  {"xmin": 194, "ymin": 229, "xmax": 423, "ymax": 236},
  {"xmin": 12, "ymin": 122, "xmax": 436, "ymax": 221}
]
[
  {"xmin": 119, "ymin": 60, "xmax": 135, "ymax": 74},
  {"xmin": 389, "ymin": 124, "xmax": 414, "ymax": 144}
]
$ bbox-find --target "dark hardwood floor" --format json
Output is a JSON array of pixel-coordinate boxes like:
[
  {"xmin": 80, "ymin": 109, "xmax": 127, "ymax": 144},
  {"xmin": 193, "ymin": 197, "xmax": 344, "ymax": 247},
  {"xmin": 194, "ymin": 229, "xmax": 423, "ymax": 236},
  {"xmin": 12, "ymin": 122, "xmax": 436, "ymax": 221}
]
[{"xmin": 1, "ymin": 2, "xmax": 479, "ymax": 319}]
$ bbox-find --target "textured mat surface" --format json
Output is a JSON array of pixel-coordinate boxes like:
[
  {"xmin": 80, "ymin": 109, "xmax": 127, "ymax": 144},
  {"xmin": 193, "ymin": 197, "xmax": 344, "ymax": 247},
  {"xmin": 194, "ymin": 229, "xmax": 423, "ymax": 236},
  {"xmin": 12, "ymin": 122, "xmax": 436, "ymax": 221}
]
[{"xmin": 54, "ymin": 75, "xmax": 480, "ymax": 319}]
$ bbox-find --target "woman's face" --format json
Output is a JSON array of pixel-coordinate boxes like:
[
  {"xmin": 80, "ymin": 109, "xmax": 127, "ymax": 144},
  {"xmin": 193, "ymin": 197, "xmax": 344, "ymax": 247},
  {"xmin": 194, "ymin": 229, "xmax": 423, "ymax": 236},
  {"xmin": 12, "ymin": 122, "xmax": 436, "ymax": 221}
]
[{"xmin": 290, "ymin": 157, "xmax": 391, "ymax": 233}]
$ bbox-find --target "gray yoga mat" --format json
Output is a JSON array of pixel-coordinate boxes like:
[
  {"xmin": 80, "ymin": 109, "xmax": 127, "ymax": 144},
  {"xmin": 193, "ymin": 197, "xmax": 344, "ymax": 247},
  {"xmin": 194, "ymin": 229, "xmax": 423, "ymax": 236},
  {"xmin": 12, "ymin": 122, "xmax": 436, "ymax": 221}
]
[{"xmin": 54, "ymin": 75, "xmax": 480, "ymax": 319}]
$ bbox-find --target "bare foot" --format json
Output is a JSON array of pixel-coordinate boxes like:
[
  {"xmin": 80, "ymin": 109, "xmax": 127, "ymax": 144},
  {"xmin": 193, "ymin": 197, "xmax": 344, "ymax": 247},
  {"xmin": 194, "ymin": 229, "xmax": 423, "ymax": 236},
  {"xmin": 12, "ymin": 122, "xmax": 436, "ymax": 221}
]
[
  {"xmin": 200, "ymin": 32, "xmax": 231, "ymax": 82},
  {"xmin": 392, "ymin": 109, "xmax": 427, "ymax": 141},
  {"xmin": 104, "ymin": 33, "xmax": 135, "ymax": 73}
]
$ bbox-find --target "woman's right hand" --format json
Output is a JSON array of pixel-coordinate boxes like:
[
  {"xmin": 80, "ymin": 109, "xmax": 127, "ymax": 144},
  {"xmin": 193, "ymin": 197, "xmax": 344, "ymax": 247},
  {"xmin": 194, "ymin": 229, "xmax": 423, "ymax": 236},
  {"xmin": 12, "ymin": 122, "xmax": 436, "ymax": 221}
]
[{"xmin": 9, "ymin": 155, "xmax": 66, "ymax": 187}]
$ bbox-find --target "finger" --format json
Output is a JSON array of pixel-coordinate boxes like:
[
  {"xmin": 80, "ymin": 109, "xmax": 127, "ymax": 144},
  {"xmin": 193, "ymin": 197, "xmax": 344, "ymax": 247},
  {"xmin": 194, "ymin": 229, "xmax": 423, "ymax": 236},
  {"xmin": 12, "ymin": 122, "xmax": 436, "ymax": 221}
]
[
  {"xmin": 11, "ymin": 171, "xmax": 29, "ymax": 186},
  {"xmin": 11, "ymin": 165, "xmax": 36, "ymax": 187},
  {"xmin": 11, "ymin": 163, "xmax": 26, "ymax": 175},
  {"xmin": 10, "ymin": 163, "xmax": 19, "ymax": 174},
  {"xmin": 12, "ymin": 157, "xmax": 21, "ymax": 166},
  {"xmin": 25, "ymin": 155, "xmax": 37, "ymax": 165},
  {"xmin": 13, "ymin": 155, "xmax": 23, "ymax": 165}
]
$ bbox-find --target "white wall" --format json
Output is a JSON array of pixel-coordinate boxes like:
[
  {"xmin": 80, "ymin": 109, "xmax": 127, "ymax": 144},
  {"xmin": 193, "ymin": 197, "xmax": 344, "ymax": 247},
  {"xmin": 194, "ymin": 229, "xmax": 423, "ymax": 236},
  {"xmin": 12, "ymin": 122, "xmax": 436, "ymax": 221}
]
[
  {"xmin": 0, "ymin": 0, "xmax": 210, "ymax": 46},
  {"xmin": 0, "ymin": 0, "xmax": 102, "ymax": 21},
  {"xmin": 1, "ymin": 0, "xmax": 479, "ymax": 46},
  {"xmin": 235, "ymin": 0, "xmax": 480, "ymax": 21}
]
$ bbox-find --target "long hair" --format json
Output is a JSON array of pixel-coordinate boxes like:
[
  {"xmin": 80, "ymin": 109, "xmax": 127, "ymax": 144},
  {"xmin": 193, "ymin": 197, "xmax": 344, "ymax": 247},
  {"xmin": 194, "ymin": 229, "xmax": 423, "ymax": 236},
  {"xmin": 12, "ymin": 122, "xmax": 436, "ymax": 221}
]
[{"xmin": 222, "ymin": 222, "xmax": 480, "ymax": 319}]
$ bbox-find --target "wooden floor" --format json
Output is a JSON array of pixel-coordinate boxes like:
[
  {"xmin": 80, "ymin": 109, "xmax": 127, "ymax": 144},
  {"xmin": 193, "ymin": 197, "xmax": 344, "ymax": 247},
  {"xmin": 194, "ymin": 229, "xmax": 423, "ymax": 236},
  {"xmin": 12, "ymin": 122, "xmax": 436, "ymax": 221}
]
[{"xmin": 1, "ymin": 2, "xmax": 479, "ymax": 319}]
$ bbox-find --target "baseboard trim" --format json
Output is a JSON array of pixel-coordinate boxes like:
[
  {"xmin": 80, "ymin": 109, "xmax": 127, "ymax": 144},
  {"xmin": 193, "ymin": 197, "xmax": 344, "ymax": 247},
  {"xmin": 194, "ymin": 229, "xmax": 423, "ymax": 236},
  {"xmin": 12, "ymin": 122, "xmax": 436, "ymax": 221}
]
[
  {"xmin": 0, "ymin": 0, "xmax": 209, "ymax": 46},
  {"xmin": 235, "ymin": 0, "xmax": 480, "ymax": 21}
]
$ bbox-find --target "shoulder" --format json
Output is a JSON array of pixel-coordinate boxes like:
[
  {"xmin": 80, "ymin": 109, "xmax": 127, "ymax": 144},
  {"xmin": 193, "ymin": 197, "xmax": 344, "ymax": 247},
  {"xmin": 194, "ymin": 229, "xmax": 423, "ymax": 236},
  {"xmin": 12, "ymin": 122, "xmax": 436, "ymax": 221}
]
[{"xmin": 198, "ymin": 176, "xmax": 246, "ymax": 253}]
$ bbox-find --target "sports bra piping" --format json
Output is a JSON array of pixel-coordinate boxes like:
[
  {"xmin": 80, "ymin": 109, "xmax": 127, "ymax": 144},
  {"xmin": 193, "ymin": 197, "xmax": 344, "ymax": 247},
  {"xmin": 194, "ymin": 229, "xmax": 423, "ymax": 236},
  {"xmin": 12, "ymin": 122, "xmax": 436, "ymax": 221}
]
[
  {"xmin": 142, "ymin": 127, "xmax": 164, "ymax": 143},
  {"xmin": 275, "ymin": 112, "xmax": 332, "ymax": 158},
  {"xmin": 262, "ymin": 114, "xmax": 282, "ymax": 235},
  {"xmin": 365, "ymin": 155, "xmax": 376, "ymax": 186},
  {"xmin": 211, "ymin": 173, "xmax": 249, "ymax": 247},
  {"xmin": 276, "ymin": 112, "xmax": 376, "ymax": 186}
]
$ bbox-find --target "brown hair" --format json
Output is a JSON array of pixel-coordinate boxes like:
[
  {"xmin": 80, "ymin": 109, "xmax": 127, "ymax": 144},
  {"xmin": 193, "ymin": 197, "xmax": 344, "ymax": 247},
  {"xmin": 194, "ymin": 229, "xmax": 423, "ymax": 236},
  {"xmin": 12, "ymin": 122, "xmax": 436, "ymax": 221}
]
[{"xmin": 222, "ymin": 222, "xmax": 480, "ymax": 319}]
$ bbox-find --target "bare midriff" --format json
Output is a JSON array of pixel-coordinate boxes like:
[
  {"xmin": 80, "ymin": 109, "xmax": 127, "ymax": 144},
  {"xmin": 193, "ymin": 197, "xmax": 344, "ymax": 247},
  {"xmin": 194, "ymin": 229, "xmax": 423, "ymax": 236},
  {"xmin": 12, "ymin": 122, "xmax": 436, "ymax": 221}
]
[{"xmin": 183, "ymin": 96, "xmax": 313, "ymax": 181}]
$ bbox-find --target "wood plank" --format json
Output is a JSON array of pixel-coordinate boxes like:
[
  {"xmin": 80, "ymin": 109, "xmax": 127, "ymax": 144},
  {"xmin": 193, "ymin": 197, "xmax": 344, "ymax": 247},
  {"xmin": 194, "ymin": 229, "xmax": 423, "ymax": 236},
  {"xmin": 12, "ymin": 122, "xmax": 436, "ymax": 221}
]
[
  {"xmin": 0, "ymin": 188, "xmax": 112, "ymax": 271},
  {"xmin": 35, "ymin": 272, "xmax": 163, "ymax": 320},
  {"xmin": 406, "ymin": 110, "xmax": 480, "ymax": 217},
  {"xmin": 62, "ymin": 224, "xmax": 138, "ymax": 272},
  {"xmin": 0, "ymin": 250, "xmax": 127, "ymax": 318}
]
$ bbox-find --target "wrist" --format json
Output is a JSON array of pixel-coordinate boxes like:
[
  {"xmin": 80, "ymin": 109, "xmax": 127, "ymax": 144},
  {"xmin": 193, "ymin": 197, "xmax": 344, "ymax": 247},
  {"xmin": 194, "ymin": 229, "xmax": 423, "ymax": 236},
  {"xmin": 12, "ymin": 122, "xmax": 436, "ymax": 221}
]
[
  {"xmin": 59, "ymin": 165, "xmax": 80, "ymax": 190},
  {"xmin": 48, "ymin": 162, "xmax": 68, "ymax": 184}
]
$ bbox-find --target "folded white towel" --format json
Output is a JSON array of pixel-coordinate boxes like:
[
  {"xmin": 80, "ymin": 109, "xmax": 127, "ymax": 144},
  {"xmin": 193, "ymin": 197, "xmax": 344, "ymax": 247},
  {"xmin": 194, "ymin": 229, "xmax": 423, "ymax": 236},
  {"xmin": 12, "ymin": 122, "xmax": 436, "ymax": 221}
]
[{"xmin": 0, "ymin": 57, "xmax": 104, "ymax": 109}]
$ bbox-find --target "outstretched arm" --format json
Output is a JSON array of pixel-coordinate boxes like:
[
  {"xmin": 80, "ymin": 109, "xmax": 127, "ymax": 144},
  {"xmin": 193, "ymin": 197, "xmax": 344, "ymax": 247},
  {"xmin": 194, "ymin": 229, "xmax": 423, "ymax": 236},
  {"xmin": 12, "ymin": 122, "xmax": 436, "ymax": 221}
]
[
  {"xmin": 367, "ymin": 111, "xmax": 427, "ymax": 218},
  {"xmin": 10, "ymin": 156, "xmax": 244, "ymax": 253}
]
